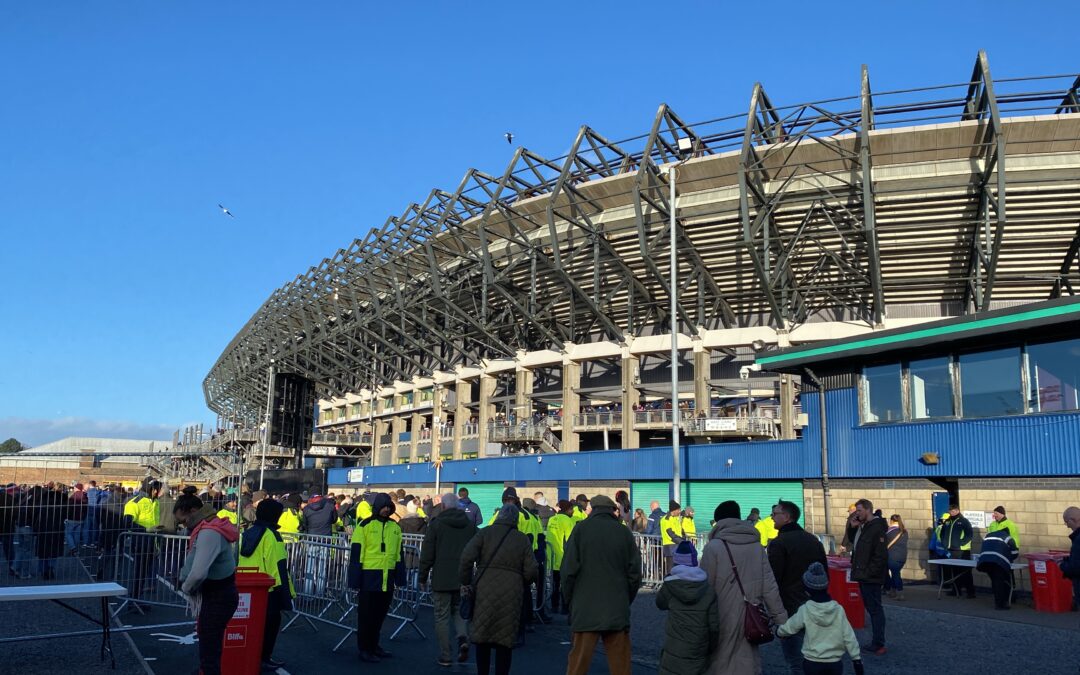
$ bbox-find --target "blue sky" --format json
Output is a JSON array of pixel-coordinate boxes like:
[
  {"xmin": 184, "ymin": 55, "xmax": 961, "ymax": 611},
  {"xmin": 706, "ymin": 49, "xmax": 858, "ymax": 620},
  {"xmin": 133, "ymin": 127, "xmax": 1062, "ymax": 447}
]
[{"xmin": 0, "ymin": 2, "xmax": 1076, "ymax": 447}]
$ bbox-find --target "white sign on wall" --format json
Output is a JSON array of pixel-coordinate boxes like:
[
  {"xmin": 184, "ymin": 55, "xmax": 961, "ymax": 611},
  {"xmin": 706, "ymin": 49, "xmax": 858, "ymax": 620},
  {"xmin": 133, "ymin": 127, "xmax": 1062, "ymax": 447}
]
[
  {"xmin": 962, "ymin": 510, "xmax": 989, "ymax": 529},
  {"xmin": 705, "ymin": 418, "xmax": 738, "ymax": 432},
  {"xmin": 348, "ymin": 468, "xmax": 365, "ymax": 484}
]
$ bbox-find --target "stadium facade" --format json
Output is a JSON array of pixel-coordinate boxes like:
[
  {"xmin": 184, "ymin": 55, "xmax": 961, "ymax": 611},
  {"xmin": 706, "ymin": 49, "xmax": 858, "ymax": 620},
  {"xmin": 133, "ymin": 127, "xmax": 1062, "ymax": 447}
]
[{"xmin": 206, "ymin": 52, "xmax": 1080, "ymax": 581}]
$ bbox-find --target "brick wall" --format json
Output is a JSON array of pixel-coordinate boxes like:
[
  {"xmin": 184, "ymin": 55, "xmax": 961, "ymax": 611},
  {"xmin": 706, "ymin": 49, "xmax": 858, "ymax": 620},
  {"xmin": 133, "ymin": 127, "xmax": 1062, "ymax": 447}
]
[{"xmin": 0, "ymin": 465, "xmax": 148, "ymax": 486}]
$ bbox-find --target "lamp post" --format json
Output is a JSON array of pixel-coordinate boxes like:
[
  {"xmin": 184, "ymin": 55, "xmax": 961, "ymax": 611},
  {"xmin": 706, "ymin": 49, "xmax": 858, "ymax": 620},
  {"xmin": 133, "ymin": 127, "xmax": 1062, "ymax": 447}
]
[
  {"xmin": 259, "ymin": 359, "xmax": 276, "ymax": 491},
  {"xmin": 669, "ymin": 137, "xmax": 693, "ymax": 503}
]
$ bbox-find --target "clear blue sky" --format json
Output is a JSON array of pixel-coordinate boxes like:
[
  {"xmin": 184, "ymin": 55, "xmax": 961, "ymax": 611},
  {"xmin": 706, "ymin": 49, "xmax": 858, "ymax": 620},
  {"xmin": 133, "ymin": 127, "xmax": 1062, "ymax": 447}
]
[{"xmin": 0, "ymin": 2, "xmax": 1076, "ymax": 446}]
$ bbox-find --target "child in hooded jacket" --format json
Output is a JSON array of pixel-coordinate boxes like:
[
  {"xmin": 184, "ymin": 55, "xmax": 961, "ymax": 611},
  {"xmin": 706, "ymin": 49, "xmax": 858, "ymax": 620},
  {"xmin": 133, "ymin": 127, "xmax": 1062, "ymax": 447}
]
[
  {"xmin": 655, "ymin": 541, "xmax": 719, "ymax": 675},
  {"xmin": 777, "ymin": 562, "xmax": 864, "ymax": 675}
]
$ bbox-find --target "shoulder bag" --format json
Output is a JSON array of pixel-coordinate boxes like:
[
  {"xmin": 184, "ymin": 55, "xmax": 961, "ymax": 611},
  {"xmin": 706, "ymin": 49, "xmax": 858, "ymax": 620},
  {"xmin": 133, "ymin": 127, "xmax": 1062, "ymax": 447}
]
[
  {"xmin": 460, "ymin": 527, "xmax": 514, "ymax": 620},
  {"xmin": 721, "ymin": 539, "xmax": 774, "ymax": 645}
]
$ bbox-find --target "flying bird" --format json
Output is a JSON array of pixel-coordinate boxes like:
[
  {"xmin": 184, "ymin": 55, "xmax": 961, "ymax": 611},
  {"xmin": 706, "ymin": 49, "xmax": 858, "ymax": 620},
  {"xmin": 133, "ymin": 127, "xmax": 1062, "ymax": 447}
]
[
  {"xmin": 504, "ymin": 132, "xmax": 513, "ymax": 144},
  {"xmin": 218, "ymin": 204, "xmax": 235, "ymax": 218}
]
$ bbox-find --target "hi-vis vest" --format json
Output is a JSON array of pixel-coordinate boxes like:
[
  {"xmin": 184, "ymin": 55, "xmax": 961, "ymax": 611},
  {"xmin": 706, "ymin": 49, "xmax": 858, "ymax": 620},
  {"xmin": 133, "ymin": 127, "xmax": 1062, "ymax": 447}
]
[
  {"xmin": 660, "ymin": 514, "xmax": 683, "ymax": 546},
  {"xmin": 238, "ymin": 527, "xmax": 295, "ymax": 596},
  {"xmin": 217, "ymin": 509, "xmax": 238, "ymax": 526},
  {"xmin": 545, "ymin": 513, "xmax": 576, "ymax": 571},
  {"xmin": 488, "ymin": 510, "xmax": 542, "ymax": 551},
  {"xmin": 352, "ymin": 518, "xmax": 402, "ymax": 591},
  {"xmin": 278, "ymin": 509, "xmax": 301, "ymax": 541},
  {"xmin": 124, "ymin": 495, "xmax": 160, "ymax": 530}
]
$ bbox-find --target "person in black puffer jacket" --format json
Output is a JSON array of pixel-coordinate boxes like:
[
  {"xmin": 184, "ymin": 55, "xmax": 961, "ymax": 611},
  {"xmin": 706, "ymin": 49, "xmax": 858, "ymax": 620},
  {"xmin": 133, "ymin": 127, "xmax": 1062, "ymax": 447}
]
[
  {"xmin": 655, "ymin": 541, "xmax": 718, "ymax": 675},
  {"xmin": 301, "ymin": 495, "xmax": 337, "ymax": 536},
  {"xmin": 849, "ymin": 498, "xmax": 888, "ymax": 654}
]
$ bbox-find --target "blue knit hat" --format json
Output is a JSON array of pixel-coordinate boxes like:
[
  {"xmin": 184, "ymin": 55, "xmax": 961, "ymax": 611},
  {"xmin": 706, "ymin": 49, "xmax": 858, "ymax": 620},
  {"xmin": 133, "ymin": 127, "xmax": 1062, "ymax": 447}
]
[
  {"xmin": 673, "ymin": 540, "xmax": 698, "ymax": 567},
  {"xmin": 803, "ymin": 562, "xmax": 829, "ymax": 590}
]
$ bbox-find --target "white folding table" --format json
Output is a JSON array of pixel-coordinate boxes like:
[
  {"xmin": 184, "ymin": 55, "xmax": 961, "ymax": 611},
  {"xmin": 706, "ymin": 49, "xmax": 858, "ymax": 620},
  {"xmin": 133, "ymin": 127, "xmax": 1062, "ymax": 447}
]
[
  {"xmin": 927, "ymin": 556, "xmax": 1027, "ymax": 604},
  {"xmin": 0, "ymin": 582, "xmax": 128, "ymax": 667}
]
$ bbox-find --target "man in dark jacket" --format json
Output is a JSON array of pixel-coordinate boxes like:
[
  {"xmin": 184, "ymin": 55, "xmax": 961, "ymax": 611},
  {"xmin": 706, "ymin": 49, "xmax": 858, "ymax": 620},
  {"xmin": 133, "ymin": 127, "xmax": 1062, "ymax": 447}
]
[
  {"xmin": 1059, "ymin": 506, "xmax": 1080, "ymax": 609},
  {"xmin": 768, "ymin": 500, "xmax": 827, "ymax": 674},
  {"xmin": 644, "ymin": 500, "xmax": 664, "ymax": 536},
  {"xmin": 456, "ymin": 487, "xmax": 483, "ymax": 527},
  {"xmin": 939, "ymin": 504, "xmax": 975, "ymax": 599},
  {"xmin": 561, "ymin": 495, "xmax": 641, "ymax": 675},
  {"xmin": 976, "ymin": 528, "xmax": 1020, "ymax": 609},
  {"xmin": 419, "ymin": 493, "xmax": 478, "ymax": 667},
  {"xmin": 301, "ymin": 494, "xmax": 337, "ymax": 536},
  {"xmin": 850, "ymin": 498, "xmax": 888, "ymax": 655}
]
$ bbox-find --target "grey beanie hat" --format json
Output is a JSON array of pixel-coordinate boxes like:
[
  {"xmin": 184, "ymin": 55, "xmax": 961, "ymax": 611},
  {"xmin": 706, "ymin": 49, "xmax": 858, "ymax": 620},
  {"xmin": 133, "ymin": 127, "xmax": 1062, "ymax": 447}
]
[{"xmin": 802, "ymin": 561, "xmax": 829, "ymax": 591}]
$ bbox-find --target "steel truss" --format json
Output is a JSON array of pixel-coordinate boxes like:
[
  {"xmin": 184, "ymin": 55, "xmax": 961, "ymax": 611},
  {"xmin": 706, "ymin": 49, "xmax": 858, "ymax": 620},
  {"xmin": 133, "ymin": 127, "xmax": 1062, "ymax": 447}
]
[{"xmin": 204, "ymin": 52, "xmax": 1080, "ymax": 419}]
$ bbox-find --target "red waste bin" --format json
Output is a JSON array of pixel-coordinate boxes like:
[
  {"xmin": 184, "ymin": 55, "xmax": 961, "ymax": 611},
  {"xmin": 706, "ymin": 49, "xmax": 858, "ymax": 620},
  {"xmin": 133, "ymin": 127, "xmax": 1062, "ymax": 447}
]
[
  {"xmin": 216, "ymin": 568, "xmax": 275, "ymax": 675},
  {"xmin": 1027, "ymin": 552, "xmax": 1074, "ymax": 613},
  {"xmin": 826, "ymin": 556, "xmax": 864, "ymax": 629}
]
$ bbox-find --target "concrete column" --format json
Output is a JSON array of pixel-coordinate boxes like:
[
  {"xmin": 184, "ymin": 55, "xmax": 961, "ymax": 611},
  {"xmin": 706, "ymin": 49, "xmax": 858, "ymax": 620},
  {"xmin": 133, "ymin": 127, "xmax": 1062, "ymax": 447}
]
[
  {"xmin": 780, "ymin": 374, "xmax": 796, "ymax": 440},
  {"xmin": 515, "ymin": 367, "xmax": 534, "ymax": 421},
  {"xmin": 693, "ymin": 341, "xmax": 711, "ymax": 414},
  {"xmin": 410, "ymin": 411, "xmax": 422, "ymax": 463},
  {"xmin": 621, "ymin": 353, "xmax": 640, "ymax": 449},
  {"xmin": 373, "ymin": 418, "xmax": 388, "ymax": 466},
  {"xmin": 477, "ymin": 374, "xmax": 497, "ymax": 454},
  {"xmin": 453, "ymin": 379, "xmax": 470, "ymax": 460},
  {"xmin": 561, "ymin": 359, "xmax": 581, "ymax": 452},
  {"xmin": 391, "ymin": 415, "xmax": 406, "ymax": 463}
]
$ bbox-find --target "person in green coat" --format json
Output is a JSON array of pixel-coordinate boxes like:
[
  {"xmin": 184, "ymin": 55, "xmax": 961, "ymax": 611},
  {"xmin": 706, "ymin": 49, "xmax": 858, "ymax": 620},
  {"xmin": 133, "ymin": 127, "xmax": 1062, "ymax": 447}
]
[
  {"xmin": 656, "ymin": 541, "xmax": 718, "ymax": 675},
  {"xmin": 546, "ymin": 500, "xmax": 577, "ymax": 614}
]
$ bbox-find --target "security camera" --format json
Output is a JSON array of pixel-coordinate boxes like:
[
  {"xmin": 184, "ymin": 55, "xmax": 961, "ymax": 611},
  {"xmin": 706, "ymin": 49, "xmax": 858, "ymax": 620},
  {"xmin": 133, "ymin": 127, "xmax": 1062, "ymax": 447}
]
[{"xmin": 726, "ymin": 458, "xmax": 733, "ymax": 467}]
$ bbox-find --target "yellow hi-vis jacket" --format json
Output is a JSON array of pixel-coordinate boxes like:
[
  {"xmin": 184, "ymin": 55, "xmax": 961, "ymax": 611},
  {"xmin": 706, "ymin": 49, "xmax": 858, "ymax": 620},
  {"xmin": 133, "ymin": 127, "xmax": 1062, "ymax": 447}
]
[
  {"xmin": 755, "ymin": 515, "xmax": 778, "ymax": 546},
  {"xmin": 217, "ymin": 509, "xmax": 238, "ymax": 525},
  {"xmin": 987, "ymin": 518, "xmax": 1021, "ymax": 548},
  {"xmin": 545, "ymin": 513, "xmax": 575, "ymax": 571},
  {"xmin": 572, "ymin": 506, "xmax": 587, "ymax": 522},
  {"xmin": 660, "ymin": 514, "xmax": 684, "ymax": 546},
  {"xmin": 277, "ymin": 508, "xmax": 301, "ymax": 542},
  {"xmin": 124, "ymin": 495, "xmax": 160, "ymax": 530},
  {"xmin": 682, "ymin": 516, "xmax": 697, "ymax": 539},
  {"xmin": 488, "ymin": 509, "xmax": 543, "ymax": 551},
  {"xmin": 351, "ymin": 518, "xmax": 402, "ymax": 592},
  {"xmin": 238, "ymin": 525, "xmax": 295, "ymax": 597}
]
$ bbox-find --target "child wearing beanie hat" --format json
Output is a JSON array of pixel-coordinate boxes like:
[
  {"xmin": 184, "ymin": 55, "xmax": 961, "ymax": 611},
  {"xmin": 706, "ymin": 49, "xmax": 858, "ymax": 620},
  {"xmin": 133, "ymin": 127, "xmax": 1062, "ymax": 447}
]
[
  {"xmin": 655, "ymin": 540, "xmax": 718, "ymax": 675},
  {"xmin": 777, "ymin": 562, "xmax": 864, "ymax": 674}
]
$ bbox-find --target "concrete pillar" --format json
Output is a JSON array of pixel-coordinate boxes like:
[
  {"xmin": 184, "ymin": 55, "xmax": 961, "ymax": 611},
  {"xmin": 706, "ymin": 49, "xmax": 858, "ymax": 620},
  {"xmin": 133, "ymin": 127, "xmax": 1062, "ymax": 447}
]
[
  {"xmin": 621, "ymin": 353, "xmax": 640, "ymax": 449},
  {"xmin": 391, "ymin": 415, "xmax": 406, "ymax": 463},
  {"xmin": 780, "ymin": 374, "xmax": 796, "ymax": 440},
  {"xmin": 478, "ymin": 374, "xmax": 497, "ymax": 454},
  {"xmin": 515, "ymin": 367, "xmax": 534, "ymax": 421},
  {"xmin": 373, "ymin": 418, "xmax": 388, "ymax": 466},
  {"xmin": 410, "ymin": 410, "xmax": 422, "ymax": 463},
  {"xmin": 453, "ymin": 379, "xmax": 470, "ymax": 460},
  {"xmin": 693, "ymin": 341, "xmax": 711, "ymax": 414},
  {"xmin": 562, "ymin": 359, "xmax": 580, "ymax": 452}
]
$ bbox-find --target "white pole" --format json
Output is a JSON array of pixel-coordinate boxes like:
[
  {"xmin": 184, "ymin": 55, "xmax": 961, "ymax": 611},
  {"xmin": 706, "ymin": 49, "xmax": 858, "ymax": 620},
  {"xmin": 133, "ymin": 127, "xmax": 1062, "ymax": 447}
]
[{"xmin": 669, "ymin": 164, "xmax": 681, "ymax": 504}]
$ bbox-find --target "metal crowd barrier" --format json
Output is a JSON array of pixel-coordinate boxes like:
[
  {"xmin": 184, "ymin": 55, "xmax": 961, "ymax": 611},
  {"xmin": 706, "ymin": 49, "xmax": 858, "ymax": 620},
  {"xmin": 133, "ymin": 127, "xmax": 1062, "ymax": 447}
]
[
  {"xmin": 280, "ymin": 534, "xmax": 356, "ymax": 651},
  {"xmin": 110, "ymin": 531, "xmax": 191, "ymax": 615},
  {"xmin": 635, "ymin": 534, "xmax": 666, "ymax": 587}
]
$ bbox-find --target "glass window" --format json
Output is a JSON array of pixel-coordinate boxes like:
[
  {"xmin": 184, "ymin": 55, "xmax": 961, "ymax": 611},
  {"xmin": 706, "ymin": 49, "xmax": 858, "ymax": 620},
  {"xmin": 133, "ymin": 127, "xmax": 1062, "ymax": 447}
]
[
  {"xmin": 908, "ymin": 356, "xmax": 954, "ymax": 419},
  {"xmin": 959, "ymin": 348, "xmax": 1023, "ymax": 418},
  {"xmin": 863, "ymin": 363, "xmax": 903, "ymax": 423},
  {"xmin": 1027, "ymin": 338, "xmax": 1080, "ymax": 412}
]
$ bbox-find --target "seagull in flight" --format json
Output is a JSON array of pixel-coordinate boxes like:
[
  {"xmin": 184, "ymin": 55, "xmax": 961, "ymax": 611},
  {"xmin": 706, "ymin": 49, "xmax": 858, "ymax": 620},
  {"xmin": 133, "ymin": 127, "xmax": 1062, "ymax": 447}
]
[
  {"xmin": 218, "ymin": 203, "xmax": 235, "ymax": 218},
  {"xmin": 504, "ymin": 132, "xmax": 514, "ymax": 144}
]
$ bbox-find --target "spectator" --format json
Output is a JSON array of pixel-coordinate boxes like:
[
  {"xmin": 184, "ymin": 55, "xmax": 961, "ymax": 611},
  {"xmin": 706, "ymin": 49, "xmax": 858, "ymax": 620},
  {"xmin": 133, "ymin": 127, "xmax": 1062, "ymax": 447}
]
[
  {"xmin": 65, "ymin": 483, "xmax": 87, "ymax": 554},
  {"xmin": 768, "ymin": 499, "xmax": 827, "ymax": 674},
  {"xmin": 457, "ymin": 488, "xmax": 483, "ymax": 527},
  {"xmin": 701, "ymin": 499, "xmax": 787, "ymax": 675},
  {"xmin": 238, "ymin": 497, "xmax": 294, "ymax": 670},
  {"xmin": 175, "ymin": 492, "xmax": 240, "ymax": 675},
  {"xmin": 419, "ymin": 493, "xmax": 477, "ymax": 667},
  {"xmin": 33, "ymin": 486, "xmax": 67, "ymax": 580},
  {"xmin": 398, "ymin": 497, "xmax": 428, "ymax": 535},
  {"xmin": 301, "ymin": 493, "xmax": 338, "ymax": 536},
  {"xmin": 645, "ymin": 500, "xmax": 664, "ymax": 536},
  {"xmin": 0, "ymin": 486, "xmax": 14, "ymax": 575},
  {"xmin": 939, "ymin": 503, "xmax": 975, "ymax": 599},
  {"xmin": 348, "ymin": 493, "xmax": 403, "ymax": 663},
  {"xmin": 660, "ymin": 501, "xmax": 685, "ymax": 575},
  {"xmin": 632, "ymin": 508, "xmax": 649, "ymax": 534},
  {"xmin": 838, "ymin": 504, "xmax": 858, "ymax": 554},
  {"xmin": 459, "ymin": 504, "xmax": 537, "ymax": 675},
  {"xmin": 561, "ymin": 495, "xmax": 641, "ymax": 675},
  {"xmin": 885, "ymin": 514, "xmax": 908, "ymax": 600},
  {"xmin": 777, "ymin": 562, "xmax": 864, "ymax": 675},
  {"xmin": 987, "ymin": 505, "xmax": 1020, "ymax": 548},
  {"xmin": 614, "ymin": 490, "xmax": 632, "ymax": 527},
  {"xmin": 655, "ymin": 540, "xmax": 718, "ymax": 675},
  {"xmin": 976, "ymin": 523, "xmax": 1020, "ymax": 610},
  {"xmin": 747, "ymin": 507, "xmax": 761, "ymax": 524},
  {"xmin": 546, "ymin": 500, "xmax": 576, "ymax": 614},
  {"xmin": 849, "ymin": 498, "xmax": 888, "ymax": 655},
  {"xmin": 1057, "ymin": 506, "xmax": 1080, "ymax": 609}
]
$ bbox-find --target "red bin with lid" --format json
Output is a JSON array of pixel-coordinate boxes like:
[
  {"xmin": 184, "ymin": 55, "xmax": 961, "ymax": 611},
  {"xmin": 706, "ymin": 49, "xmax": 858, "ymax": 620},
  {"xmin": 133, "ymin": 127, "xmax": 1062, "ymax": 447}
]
[
  {"xmin": 1027, "ymin": 552, "xmax": 1073, "ymax": 613},
  {"xmin": 211, "ymin": 568, "xmax": 275, "ymax": 675},
  {"xmin": 826, "ymin": 556, "xmax": 864, "ymax": 629}
]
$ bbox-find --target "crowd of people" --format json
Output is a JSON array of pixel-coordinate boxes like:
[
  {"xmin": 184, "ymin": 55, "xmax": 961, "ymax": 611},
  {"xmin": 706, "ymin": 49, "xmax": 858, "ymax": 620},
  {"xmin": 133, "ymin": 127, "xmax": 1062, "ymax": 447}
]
[{"xmin": 4, "ymin": 477, "xmax": 1080, "ymax": 675}]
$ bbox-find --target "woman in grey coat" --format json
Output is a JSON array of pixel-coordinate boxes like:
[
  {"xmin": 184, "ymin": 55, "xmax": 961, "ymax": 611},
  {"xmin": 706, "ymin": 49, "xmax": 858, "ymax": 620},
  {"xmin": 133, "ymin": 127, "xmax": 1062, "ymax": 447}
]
[
  {"xmin": 459, "ymin": 504, "xmax": 537, "ymax": 675},
  {"xmin": 700, "ymin": 501, "xmax": 787, "ymax": 675}
]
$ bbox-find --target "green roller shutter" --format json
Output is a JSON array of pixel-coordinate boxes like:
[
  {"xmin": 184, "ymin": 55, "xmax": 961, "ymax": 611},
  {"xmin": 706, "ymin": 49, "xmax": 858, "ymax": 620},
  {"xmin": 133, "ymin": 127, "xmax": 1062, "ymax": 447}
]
[
  {"xmin": 454, "ymin": 483, "xmax": 505, "ymax": 527},
  {"xmin": 680, "ymin": 481, "xmax": 804, "ymax": 534},
  {"xmin": 631, "ymin": 481, "xmax": 671, "ymax": 518}
]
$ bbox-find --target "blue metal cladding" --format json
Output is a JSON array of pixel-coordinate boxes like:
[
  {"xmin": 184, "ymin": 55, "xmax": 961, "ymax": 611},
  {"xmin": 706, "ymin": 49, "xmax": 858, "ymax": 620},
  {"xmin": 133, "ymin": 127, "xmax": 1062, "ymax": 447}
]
[{"xmin": 804, "ymin": 387, "xmax": 1080, "ymax": 477}]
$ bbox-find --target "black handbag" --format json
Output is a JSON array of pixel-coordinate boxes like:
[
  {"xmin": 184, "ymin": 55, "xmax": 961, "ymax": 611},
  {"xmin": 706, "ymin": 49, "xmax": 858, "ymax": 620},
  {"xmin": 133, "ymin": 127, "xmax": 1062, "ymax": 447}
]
[
  {"xmin": 722, "ymin": 540, "xmax": 775, "ymax": 645},
  {"xmin": 460, "ymin": 528, "xmax": 513, "ymax": 620}
]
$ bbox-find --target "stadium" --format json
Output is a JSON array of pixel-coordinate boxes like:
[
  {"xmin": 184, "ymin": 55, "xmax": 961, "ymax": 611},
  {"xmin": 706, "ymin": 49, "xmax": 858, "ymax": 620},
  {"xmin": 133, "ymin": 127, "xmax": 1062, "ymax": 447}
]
[{"xmin": 202, "ymin": 51, "xmax": 1080, "ymax": 578}]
